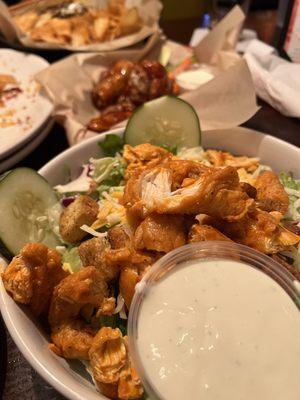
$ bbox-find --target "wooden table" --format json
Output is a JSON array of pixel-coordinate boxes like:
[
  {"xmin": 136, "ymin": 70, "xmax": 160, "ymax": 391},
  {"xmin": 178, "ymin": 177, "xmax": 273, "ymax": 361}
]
[{"xmin": 2, "ymin": 16, "xmax": 300, "ymax": 400}]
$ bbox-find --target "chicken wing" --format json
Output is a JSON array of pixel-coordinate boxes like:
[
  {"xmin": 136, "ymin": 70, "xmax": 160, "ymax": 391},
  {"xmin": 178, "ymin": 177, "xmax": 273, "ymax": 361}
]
[
  {"xmin": 2, "ymin": 243, "xmax": 67, "ymax": 316},
  {"xmin": 255, "ymin": 171, "xmax": 289, "ymax": 215},
  {"xmin": 134, "ymin": 214, "xmax": 186, "ymax": 253}
]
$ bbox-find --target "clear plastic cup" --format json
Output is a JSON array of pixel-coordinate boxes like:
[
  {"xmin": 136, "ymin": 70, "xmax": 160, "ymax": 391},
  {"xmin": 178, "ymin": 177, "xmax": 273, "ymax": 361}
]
[{"xmin": 128, "ymin": 241, "xmax": 300, "ymax": 400}]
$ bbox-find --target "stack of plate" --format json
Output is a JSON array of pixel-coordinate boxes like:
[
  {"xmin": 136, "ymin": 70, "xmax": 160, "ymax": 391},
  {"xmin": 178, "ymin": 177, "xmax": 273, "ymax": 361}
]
[{"xmin": 0, "ymin": 49, "xmax": 53, "ymax": 173}]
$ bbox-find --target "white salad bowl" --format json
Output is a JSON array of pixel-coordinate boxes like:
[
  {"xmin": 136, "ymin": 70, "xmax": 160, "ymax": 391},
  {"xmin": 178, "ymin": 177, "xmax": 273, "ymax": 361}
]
[{"xmin": 0, "ymin": 126, "xmax": 299, "ymax": 400}]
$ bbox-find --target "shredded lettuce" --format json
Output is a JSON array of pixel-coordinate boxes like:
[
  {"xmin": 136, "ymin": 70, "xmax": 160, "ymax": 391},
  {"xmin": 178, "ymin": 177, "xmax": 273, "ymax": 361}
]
[
  {"xmin": 62, "ymin": 247, "xmax": 82, "ymax": 273},
  {"xmin": 280, "ymin": 172, "xmax": 300, "ymax": 221},
  {"xmin": 90, "ymin": 156, "xmax": 126, "ymax": 197},
  {"xmin": 177, "ymin": 146, "xmax": 210, "ymax": 164}
]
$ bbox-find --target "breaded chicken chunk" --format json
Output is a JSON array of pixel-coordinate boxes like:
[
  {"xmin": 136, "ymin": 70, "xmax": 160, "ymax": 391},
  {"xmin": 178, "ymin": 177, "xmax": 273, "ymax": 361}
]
[
  {"xmin": 2, "ymin": 243, "xmax": 67, "ymax": 316},
  {"xmin": 59, "ymin": 195, "xmax": 99, "ymax": 243},
  {"xmin": 123, "ymin": 143, "xmax": 171, "ymax": 179},
  {"xmin": 134, "ymin": 214, "xmax": 186, "ymax": 253},
  {"xmin": 49, "ymin": 266, "xmax": 108, "ymax": 327},
  {"xmin": 255, "ymin": 171, "xmax": 289, "ymax": 215},
  {"xmin": 188, "ymin": 224, "xmax": 231, "ymax": 243},
  {"xmin": 124, "ymin": 165, "xmax": 254, "ymax": 221},
  {"xmin": 50, "ymin": 320, "xmax": 95, "ymax": 360},
  {"xmin": 213, "ymin": 209, "xmax": 300, "ymax": 254},
  {"xmin": 89, "ymin": 327, "xmax": 143, "ymax": 399}
]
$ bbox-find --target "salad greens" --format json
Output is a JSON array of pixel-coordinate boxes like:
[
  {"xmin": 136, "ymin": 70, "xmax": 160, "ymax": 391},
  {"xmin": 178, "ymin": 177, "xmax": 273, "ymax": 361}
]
[
  {"xmin": 280, "ymin": 172, "xmax": 300, "ymax": 221},
  {"xmin": 98, "ymin": 134, "xmax": 124, "ymax": 156},
  {"xmin": 62, "ymin": 247, "xmax": 82, "ymax": 273},
  {"xmin": 91, "ymin": 156, "xmax": 126, "ymax": 197}
]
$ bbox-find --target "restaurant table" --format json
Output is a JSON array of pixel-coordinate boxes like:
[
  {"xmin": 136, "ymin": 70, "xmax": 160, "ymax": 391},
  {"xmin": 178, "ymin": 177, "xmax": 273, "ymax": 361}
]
[{"xmin": 1, "ymin": 16, "xmax": 300, "ymax": 400}]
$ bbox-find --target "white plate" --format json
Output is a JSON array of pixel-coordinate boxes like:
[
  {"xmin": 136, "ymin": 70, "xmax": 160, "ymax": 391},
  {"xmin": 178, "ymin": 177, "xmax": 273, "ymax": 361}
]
[
  {"xmin": 0, "ymin": 118, "xmax": 54, "ymax": 174},
  {"xmin": 0, "ymin": 127, "xmax": 299, "ymax": 400},
  {"xmin": 0, "ymin": 49, "xmax": 54, "ymax": 159}
]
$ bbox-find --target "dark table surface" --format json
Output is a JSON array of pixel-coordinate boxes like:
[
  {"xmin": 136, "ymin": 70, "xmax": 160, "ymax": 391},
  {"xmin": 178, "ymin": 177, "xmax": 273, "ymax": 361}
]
[{"xmin": 1, "ymin": 16, "xmax": 300, "ymax": 400}]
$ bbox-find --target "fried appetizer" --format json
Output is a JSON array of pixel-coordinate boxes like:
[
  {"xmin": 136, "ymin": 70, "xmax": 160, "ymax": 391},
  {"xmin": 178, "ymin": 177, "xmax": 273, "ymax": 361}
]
[
  {"xmin": 2, "ymin": 243, "xmax": 67, "ymax": 316},
  {"xmin": 255, "ymin": 171, "xmax": 289, "ymax": 215},
  {"xmin": 89, "ymin": 327, "xmax": 143, "ymax": 399}
]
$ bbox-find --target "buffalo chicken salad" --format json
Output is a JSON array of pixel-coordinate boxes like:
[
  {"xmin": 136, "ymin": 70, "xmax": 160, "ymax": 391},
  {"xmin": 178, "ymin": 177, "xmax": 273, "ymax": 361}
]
[{"xmin": 1, "ymin": 97, "xmax": 300, "ymax": 400}]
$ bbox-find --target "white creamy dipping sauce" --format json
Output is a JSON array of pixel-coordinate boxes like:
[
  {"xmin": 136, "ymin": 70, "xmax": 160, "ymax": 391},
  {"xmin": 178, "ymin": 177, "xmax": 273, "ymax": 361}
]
[{"xmin": 136, "ymin": 259, "xmax": 300, "ymax": 400}]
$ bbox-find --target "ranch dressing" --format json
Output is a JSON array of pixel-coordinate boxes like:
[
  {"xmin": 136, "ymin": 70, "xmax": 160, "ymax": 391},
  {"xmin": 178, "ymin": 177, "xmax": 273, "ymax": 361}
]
[{"xmin": 136, "ymin": 259, "xmax": 300, "ymax": 400}]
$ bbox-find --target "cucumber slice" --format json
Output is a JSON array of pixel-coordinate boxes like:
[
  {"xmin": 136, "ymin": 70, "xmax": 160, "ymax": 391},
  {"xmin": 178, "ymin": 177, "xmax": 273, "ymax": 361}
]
[
  {"xmin": 0, "ymin": 168, "xmax": 62, "ymax": 257},
  {"xmin": 124, "ymin": 96, "xmax": 201, "ymax": 149}
]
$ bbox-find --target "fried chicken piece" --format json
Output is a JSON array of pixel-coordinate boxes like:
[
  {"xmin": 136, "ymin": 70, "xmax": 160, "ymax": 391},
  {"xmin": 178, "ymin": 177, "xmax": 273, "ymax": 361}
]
[
  {"xmin": 168, "ymin": 159, "xmax": 209, "ymax": 189},
  {"xmin": 92, "ymin": 60, "xmax": 134, "ymax": 111},
  {"xmin": 134, "ymin": 214, "xmax": 186, "ymax": 253},
  {"xmin": 50, "ymin": 320, "xmax": 95, "ymax": 359},
  {"xmin": 255, "ymin": 171, "xmax": 289, "ymax": 215},
  {"xmin": 124, "ymin": 165, "xmax": 254, "ymax": 221},
  {"xmin": 240, "ymin": 182, "xmax": 257, "ymax": 199},
  {"xmin": 59, "ymin": 195, "xmax": 99, "ymax": 244},
  {"xmin": 206, "ymin": 149, "xmax": 259, "ymax": 172},
  {"xmin": 123, "ymin": 143, "xmax": 172, "ymax": 179},
  {"xmin": 89, "ymin": 327, "xmax": 143, "ymax": 399},
  {"xmin": 217, "ymin": 210, "xmax": 300, "ymax": 254},
  {"xmin": 104, "ymin": 247, "xmax": 152, "ymax": 270},
  {"xmin": 49, "ymin": 266, "xmax": 108, "ymax": 327},
  {"xmin": 188, "ymin": 224, "xmax": 231, "ymax": 243},
  {"xmin": 88, "ymin": 102, "xmax": 134, "ymax": 132},
  {"xmin": 119, "ymin": 267, "xmax": 140, "ymax": 309},
  {"xmin": 97, "ymin": 297, "xmax": 116, "ymax": 316},
  {"xmin": 2, "ymin": 243, "xmax": 67, "ymax": 316},
  {"xmin": 78, "ymin": 237, "xmax": 119, "ymax": 281}
]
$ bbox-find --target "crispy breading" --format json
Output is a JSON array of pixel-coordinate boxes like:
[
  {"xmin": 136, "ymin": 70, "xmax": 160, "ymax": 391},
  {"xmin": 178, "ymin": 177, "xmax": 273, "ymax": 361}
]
[
  {"xmin": 188, "ymin": 224, "xmax": 231, "ymax": 243},
  {"xmin": 123, "ymin": 144, "xmax": 172, "ymax": 180},
  {"xmin": 255, "ymin": 171, "xmax": 289, "ymax": 215},
  {"xmin": 2, "ymin": 243, "xmax": 67, "ymax": 316},
  {"xmin": 89, "ymin": 327, "xmax": 143, "ymax": 399},
  {"xmin": 49, "ymin": 266, "xmax": 108, "ymax": 327},
  {"xmin": 97, "ymin": 297, "xmax": 116, "ymax": 316},
  {"xmin": 214, "ymin": 210, "xmax": 300, "ymax": 254},
  {"xmin": 134, "ymin": 214, "xmax": 186, "ymax": 253},
  {"xmin": 124, "ymin": 165, "xmax": 254, "ymax": 221},
  {"xmin": 59, "ymin": 195, "xmax": 99, "ymax": 244},
  {"xmin": 50, "ymin": 320, "xmax": 95, "ymax": 359},
  {"xmin": 119, "ymin": 267, "xmax": 139, "ymax": 309},
  {"xmin": 78, "ymin": 237, "xmax": 119, "ymax": 281},
  {"xmin": 168, "ymin": 159, "xmax": 209, "ymax": 190}
]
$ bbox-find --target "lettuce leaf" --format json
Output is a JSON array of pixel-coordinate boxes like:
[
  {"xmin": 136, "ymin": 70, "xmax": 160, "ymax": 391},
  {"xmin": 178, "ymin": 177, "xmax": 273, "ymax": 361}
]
[
  {"xmin": 62, "ymin": 247, "xmax": 82, "ymax": 273},
  {"xmin": 98, "ymin": 134, "xmax": 124, "ymax": 157}
]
